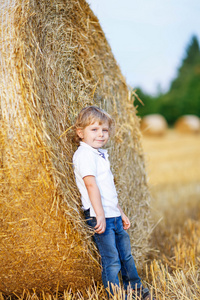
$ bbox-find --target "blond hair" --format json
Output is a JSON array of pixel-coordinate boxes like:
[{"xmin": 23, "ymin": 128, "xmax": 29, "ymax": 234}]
[{"xmin": 73, "ymin": 106, "xmax": 114, "ymax": 144}]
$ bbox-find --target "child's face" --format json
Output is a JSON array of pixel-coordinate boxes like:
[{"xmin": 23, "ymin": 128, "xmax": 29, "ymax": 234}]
[{"xmin": 77, "ymin": 121, "xmax": 110, "ymax": 149}]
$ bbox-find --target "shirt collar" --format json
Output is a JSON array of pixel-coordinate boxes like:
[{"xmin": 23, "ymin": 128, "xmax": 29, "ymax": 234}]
[{"xmin": 80, "ymin": 141, "xmax": 108, "ymax": 156}]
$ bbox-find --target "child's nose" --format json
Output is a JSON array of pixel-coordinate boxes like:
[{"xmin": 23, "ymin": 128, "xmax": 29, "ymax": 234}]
[{"xmin": 99, "ymin": 130, "xmax": 103, "ymax": 136}]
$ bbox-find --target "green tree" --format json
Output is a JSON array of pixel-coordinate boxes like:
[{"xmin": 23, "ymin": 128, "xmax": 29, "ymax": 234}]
[
  {"xmin": 134, "ymin": 87, "xmax": 160, "ymax": 117},
  {"xmin": 136, "ymin": 35, "xmax": 200, "ymax": 126},
  {"xmin": 159, "ymin": 35, "xmax": 200, "ymax": 125}
]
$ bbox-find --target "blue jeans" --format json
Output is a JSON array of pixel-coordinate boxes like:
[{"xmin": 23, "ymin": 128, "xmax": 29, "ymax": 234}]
[{"xmin": 84, "ymin": 209, "xmax": 142, "ymax": 296}]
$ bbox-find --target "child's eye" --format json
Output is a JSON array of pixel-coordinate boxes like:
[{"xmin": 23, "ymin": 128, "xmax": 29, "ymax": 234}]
[
  {"xmin": 103, "ymin": 129, "xmax": 108, "ymax": 132},
  {"xmin": 92, "ymin": 128, "xmax": 97, "ymax": 131}
]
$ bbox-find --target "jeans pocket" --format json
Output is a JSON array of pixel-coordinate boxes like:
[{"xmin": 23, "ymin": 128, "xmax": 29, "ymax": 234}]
[{"xmin": 86, "ymin": 217, "xmax": 97, "ymax": 229}]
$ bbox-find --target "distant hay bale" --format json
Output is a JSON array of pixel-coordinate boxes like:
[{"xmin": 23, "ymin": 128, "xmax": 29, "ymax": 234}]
[
  {"xmin": 175, "ymin": 115, "xmax": 200, "ymax": 134},
  {"xmin": 140, "ymin": 114, "xmax": 168, "ymax": 136},
  {"xmin": 0, "ymin": 0, "xmax": 151, "ymax": 294}
]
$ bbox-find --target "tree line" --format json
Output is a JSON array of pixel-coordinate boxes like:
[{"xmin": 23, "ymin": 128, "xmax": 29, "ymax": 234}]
[{"xmin": 135, "ymin": 35, "xmax": 200, "ymax": 126}]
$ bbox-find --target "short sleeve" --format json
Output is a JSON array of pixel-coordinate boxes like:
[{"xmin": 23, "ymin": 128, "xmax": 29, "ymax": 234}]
[{"xmin": 73, "ymin": 149, "xmax": 97, "ymax": 178}]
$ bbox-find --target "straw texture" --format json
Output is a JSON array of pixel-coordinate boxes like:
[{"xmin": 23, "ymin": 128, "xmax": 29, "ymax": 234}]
[{"xmin": 0, "ymin": 0, "xmax": 151, "ymax": 294}]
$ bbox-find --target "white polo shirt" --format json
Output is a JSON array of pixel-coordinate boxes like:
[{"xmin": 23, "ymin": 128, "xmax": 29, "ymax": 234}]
[{"xmin": 73, "ymin": 142, "xmax": 121, "ymax": 218}]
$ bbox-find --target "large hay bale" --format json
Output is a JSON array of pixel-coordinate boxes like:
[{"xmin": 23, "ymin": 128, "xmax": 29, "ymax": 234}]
[
  {"xmin": 140, "ymin": 114, "xmax": 168, "ymax": 136},
  {"xmin": 0, "ymin": 0, "xmax": 151, "ymax": 294},
  {"xmin": 175, "ymin": 115, "xmax": 200, "ymax": 134}
]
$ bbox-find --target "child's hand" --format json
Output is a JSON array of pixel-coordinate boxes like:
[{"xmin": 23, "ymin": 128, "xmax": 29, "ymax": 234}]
[
  {"xmin": 95, "ymin": 215, "xmax": 106, "ymax": 234},
  {"xmin": 121, "ymin": 213, "xmax": 131, "ymax": 230}
]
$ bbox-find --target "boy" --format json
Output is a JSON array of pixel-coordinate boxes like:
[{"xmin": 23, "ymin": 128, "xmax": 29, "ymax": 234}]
[{"xmin": 73, "ymin": 106, "xmax": 155, "ymax": 300}]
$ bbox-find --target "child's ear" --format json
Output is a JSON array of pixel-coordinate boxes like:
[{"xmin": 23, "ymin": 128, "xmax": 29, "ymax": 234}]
[{"xmin": 76, "ymin": 128, "xmax": 83, "ymax": 139}]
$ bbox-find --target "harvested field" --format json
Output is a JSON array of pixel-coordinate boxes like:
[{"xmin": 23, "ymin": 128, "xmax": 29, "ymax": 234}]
[
  {"xmin": 142, "ymin": 129, "xmax": 200, "ymax": 300},
  {"xmin": 142, "ymin": 129, "xmax": 200, "ymax": 186}
]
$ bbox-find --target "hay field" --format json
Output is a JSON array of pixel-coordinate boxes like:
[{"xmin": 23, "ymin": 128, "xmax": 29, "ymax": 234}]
[
  {"xmin": 142, "ymin": 129, "xmax": 200, "ymax": 299},
  {"xmin": 142, "ymin": 129, "xmax": 200, "ymax": 186}
]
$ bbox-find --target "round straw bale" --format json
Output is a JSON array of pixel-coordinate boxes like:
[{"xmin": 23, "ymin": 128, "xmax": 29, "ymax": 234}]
[
  {"xmin": 174, "ymin": 115, "xmax": 200, "ymax": 134},
  {"xmin": 140, "ymin": 114, "xmax": 168, "ymax": 136},
  {"xmin": 0, "ymin": 0, "xmax": 152, "ymax": 294}
]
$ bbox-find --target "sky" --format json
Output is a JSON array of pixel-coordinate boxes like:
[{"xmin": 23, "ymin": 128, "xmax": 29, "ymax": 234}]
[{"xmin": 86, "ymin": 0, "xmax": 200, "ymax": 95}]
